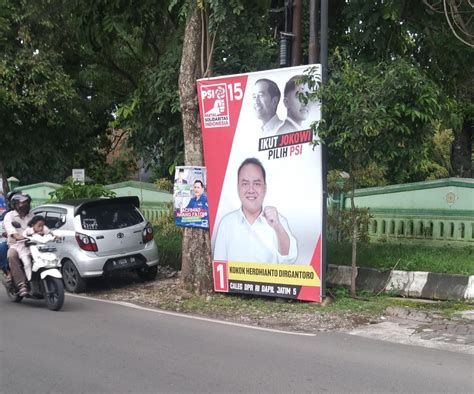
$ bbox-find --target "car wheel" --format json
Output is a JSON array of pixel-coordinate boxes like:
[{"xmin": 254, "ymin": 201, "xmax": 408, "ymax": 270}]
[
  {"xmin": 62, "ymin": 259, "xmax": 87, "ymax": 293},
  {"xmin": 136, "ymin": 265, "xmax": 158, "ymax": 281}
]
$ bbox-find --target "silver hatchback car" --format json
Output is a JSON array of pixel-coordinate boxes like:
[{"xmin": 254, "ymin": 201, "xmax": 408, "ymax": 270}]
[{"xmin": 31, "ymin": 197, "xmax": 159, "ymax": 293}]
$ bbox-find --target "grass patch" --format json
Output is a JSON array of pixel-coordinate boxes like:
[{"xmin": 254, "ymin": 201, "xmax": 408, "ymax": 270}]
[
  {"xmin": 179, "ymin": 287, "xmax": 471, "ymax": 320},
  {"xmin": 152, "ymin": 206, "xmax": 182, "ymax": 270},
  {"xmin": 327, "ymin": 287, "xmax": 471, "ymax": 317},
  {"xmin": 328, "ymin": 240, "xmax": 474, "ymax": 275},
  {"xmin": 154, "ymin": 230, "xmax": 182, "ymax": 269}
]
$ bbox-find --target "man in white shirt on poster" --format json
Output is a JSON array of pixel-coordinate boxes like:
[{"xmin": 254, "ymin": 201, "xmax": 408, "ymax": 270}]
[
  {"xmin": 252, "ymin": 79, "xmax": 283, "ymax": 135},
  {"xmin": 278, "ymin": 75, "xmax": 311, "ymax": 134},
  {"xmin": 214, "ymin": 158, "xmax": 297, "ymax": 264}
]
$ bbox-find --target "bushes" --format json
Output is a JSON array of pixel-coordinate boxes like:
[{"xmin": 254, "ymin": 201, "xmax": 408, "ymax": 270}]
[
  {"xmin": 328, "ymin": 240, "xmax": 473, "ymax": 275},
  {"xmin": 150, "ymin": 204, "xmax": 474, "ymax": 276},
  {"xmin": 152, "ymin": 204, "xmax": 182, "ymax": 270},
  {"xmin": 49, "ymin": 177, "xmax": 116, "ymax": 201}
]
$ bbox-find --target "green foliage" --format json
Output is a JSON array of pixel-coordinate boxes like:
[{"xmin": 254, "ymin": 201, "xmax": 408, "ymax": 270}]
[
  {"xmin": 328, "ymin": 241, "xmax": 474, "ymax": 276},
  {"xmin": 70, "ymin": 0, "xmax": 187, "ymax": 179},
  {"xmin": 0, "ymin": 0, "xmax": 115, "ymax": 184},
  {"xmin": 152, "ymin": 203, "xmax": 182, "ymax": 269},
  {"xmin": 88, "ymin": 155, "xmax": 138, "ymax": 185},
  {"xmin": 305, "ymin": 52, "xmax": 446, "ymax": 295},
  {"xmin": 48, "ymin": 177, "xmax": 116, "ymax": 201},
  {"xmin": 338, "ymin": 0, "xmax": 474, "ymax": 177},
  {"xmin": 154, "ymin": 178, "xmax": 173, "ymax": 193},
  {"xmin": 421, "ymin": 125, "xmax": 454, "ymax": 180},
  {"xmin": 329, "ymin": 208, "xmax": 372, "ymax": 243},
  {"xmin": 308, "ymin": 52, "xmax": 444, "ymax": 184},
  {"xmin": 1, "ymin": 0, "xmax": 470, "ymax": 187},
  {"xmin": 210, "ymin": 1, "xmax": 279, "ymax": 75}
]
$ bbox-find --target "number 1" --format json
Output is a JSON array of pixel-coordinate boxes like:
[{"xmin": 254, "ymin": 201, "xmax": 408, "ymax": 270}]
[{"xmin": 216, "ymin": 263, "xmax": 225, "ymax": 289}]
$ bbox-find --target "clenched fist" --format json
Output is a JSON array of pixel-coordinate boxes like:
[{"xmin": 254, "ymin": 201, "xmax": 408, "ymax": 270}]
[{"xmin": 263, "ymin": 206, "xmax": 281, "ymax": 229}]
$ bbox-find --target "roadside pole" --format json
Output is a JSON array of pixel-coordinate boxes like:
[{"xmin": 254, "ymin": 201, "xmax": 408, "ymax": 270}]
[{"xmin": 320, "ymin": 0, "xmax": 328, "ymax": 298}]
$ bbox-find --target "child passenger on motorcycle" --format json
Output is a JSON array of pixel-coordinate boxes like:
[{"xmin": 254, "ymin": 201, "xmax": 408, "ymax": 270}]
[{"xmin": 12, "ymin": 215, "xmax": 52, "ymax": 282}]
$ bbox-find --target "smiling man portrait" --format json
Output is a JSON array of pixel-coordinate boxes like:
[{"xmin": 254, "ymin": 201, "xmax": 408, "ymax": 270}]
[
  {"xmin": 213, "ymin": 157, "xmax": 297, "ymax": 264},
  {"xmin": 278, "ymin": 75, "xmax": 312, "ymax": 134},
  {"xmin": 252, "ymin": 79, "xmax": 283, "ymax": 135}
]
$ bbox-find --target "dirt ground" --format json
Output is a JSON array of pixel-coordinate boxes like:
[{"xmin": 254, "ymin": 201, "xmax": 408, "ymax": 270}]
[{"xmin": 83, "ymin": 267, "xmax": 385, "ymax": 333}]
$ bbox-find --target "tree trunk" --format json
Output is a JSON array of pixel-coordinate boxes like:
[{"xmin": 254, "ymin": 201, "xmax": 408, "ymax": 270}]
[
  {"xmin": 451, "ymin": 118, "xmax": 472, "ymax": 178},
  {"xmin": 0, "ymin": 160, "xmax": 9, "ymax": 195},
  {"xmin": 178, "ymin": 4, "xmax": 213, "ymax": 294}
]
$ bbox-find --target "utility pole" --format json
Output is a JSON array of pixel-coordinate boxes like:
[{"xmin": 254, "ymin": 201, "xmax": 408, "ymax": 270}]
[
  {"xmin": 320, "ymin": 0, "xmax": 328, "ymax": 84},
  {"xmin": 320, "ymin": 0, "xmax": 329, "ymax": 299},
  {"xmin": 308, "ymin": 0, "xmax": 319, "ymax": 63},
  {"xmin": 291, "ymin": 0, "xmax": 302, "ymax": 66},
  {"xmin": 279, "ymin": 0, "xmax": 292, "ymax": 67}
]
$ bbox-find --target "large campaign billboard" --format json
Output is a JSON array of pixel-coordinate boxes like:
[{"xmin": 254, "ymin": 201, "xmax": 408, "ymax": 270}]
[{"xmin": 197, "ymin": 65, "xmax": 323, "ymax": 302}]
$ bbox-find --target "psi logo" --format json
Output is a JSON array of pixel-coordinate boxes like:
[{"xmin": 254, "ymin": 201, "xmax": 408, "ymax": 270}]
[{"xmin": 201, "ymin": 83, "xmax": 230, "ymax": 128}]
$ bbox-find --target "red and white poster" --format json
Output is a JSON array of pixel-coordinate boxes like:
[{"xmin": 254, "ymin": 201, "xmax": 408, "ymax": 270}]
[{"xmin": 197, "ymin": 65, "xmax": 323, "ymax": 302}]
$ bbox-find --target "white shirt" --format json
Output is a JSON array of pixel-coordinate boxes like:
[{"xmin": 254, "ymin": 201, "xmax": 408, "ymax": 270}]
[
  {"xmin": 3, "ymin": 210, "xmax": 34, "ymax": 246},
  {"xmin": 0, "ymin": 218, "xmax": 6, "ymax": 243},
  {"xmin": 261, "ymin": 115, "xmax": 283, "ymax": 136},
  {"xmin": 277, "ymin": 117, "xmax": 300, "ymax": 134},
  {"xmin": 213, "ymin": 208, "xmax": 297, "ymax": 264}
]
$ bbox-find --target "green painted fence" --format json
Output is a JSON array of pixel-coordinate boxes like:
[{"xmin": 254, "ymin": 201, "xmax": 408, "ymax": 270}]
[
  {"xmin": 342, "ymin": 178, "xmax": 474, "ymax": 244},
  {"xmin": 16, "ymin": 181, "xmax": 172, "ymax": 223}
]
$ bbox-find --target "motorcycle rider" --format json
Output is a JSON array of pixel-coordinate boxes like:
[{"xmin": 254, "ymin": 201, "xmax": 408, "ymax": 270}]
[
  {"xmin": 3, "ymin": 193, "xmax": 33, "ymax": 296},
  {"xmin": 1, "ymin": 191, "xmax": 20, "ymax": 281},
  {"xmin": 0, "ymin": 211, "xmax": 8, "ymax": 280}
]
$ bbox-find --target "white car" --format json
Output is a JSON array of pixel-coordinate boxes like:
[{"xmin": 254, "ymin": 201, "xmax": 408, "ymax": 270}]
[{"xmin": 32, "ymin": 197, "xmax": 159, "ymax": 293}]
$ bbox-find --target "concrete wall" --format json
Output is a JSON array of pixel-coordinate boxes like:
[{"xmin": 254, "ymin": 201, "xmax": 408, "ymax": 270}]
[
  {"xmin": 341, "ymin": 178, "xmax": 474, "ymax": 244},
  {"xmin": 344, "ymin": 178, "xmax": 473, "ymax": 211},
  {"xmin": 106, "ymin": 181, "xmax": 172, "ymax": 203},
  {"xmin": 14, "ymin": 181, "xmax": 172, "ymax": 208}
]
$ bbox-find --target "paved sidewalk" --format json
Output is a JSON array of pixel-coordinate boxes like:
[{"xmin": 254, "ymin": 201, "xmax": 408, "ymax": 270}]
[{"xmin": 345, "ymin": 306, "xmax": 474, "ymax": 355}]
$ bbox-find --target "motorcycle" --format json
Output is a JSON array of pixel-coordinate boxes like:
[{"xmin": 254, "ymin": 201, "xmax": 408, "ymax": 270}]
[{"xmin": 4, "ymin": 232, "xmax": 65, "ymax": 311}]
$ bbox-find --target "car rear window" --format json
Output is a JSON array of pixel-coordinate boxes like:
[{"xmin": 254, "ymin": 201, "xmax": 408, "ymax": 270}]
[{"xmin": 79, "ymin": 203, "xmax": 144, "ymax": 230}]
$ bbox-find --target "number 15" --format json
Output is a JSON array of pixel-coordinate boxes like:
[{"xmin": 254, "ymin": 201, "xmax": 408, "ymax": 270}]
[{"xmin": 227, "ymin": 83, "xmax": 243, "ymax": 101}]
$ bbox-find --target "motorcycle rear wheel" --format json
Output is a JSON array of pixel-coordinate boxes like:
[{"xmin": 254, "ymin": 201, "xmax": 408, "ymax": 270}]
[
  {"xmin": 5, "ymin": 284, "xmax": 23, "ymax": 303},
  {"xmin": 44, "ymin": 277, "xmax": 65, "ymax": 311}
]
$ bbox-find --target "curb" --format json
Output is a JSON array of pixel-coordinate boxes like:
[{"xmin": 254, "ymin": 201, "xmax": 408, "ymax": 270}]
[{"xmin": 327, "ymin": 264, "xmax": 474, "ymax": 301}]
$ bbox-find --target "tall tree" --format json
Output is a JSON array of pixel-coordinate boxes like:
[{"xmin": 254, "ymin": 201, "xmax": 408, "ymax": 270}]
[
  {"xmin": 0, "ymin": 0, "xmax": 118, "ymax": 185},
  {"xmin": 177, "ymin": 0, "xmax": 276, "ymax": 293},
  {"xmin": 178, "ymin": 4, "xmax": 212, "ymax": 293},
  {"xmin": 308, "ymin": 54, "xmax": 444, "ymax": 295},
  {"xmin": 337, "ymin": 0, "xmax": 474, "ymax": 178}
]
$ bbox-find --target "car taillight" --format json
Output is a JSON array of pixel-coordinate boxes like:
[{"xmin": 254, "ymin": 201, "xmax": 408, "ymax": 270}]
[
  {"xmin": 75, "ymin": 232, "xmax": 98, "ymax": 252},
  {"xmin": 143, "ymin": 223, "xmax": 154, "ymax": 243}
]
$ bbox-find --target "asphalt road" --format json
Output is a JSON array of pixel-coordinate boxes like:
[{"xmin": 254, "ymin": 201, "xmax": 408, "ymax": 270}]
[{"xmin": 1, "ymin": 294, "xmax": 473, "ymax": 393}]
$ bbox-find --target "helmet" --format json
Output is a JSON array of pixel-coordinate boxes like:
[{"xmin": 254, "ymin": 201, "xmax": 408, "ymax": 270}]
[
  {"xmin": 6, "ymin": 191, "xmax": 20, "ymax": 210},
  {"xmin": 10, "ymin": 193, "xmax": 32, "ymax": 214},
  {"xmin": 7, "ymin": 191, "xmax": 19, "ymax": 200}
]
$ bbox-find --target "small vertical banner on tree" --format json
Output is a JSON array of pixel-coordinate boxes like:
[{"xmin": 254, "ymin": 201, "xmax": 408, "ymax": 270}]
[
  {"xmin": 197, "ymin": 65, "xmax": 324, "ymax": 302},
  {"xmin": 173, "ymin": 166, "xmax": 209, "ymax": 228}
]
